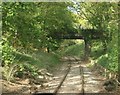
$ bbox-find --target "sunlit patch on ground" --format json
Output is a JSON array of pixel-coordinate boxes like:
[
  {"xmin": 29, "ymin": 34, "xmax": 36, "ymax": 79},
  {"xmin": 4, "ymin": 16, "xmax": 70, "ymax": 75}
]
[
  {"xmin": 83, "ymin": 66, "xmax": 105, "ymax": 93},
  {"xmin": 38, "ymin": 61, "xmax": 106, "ymax": 93}
]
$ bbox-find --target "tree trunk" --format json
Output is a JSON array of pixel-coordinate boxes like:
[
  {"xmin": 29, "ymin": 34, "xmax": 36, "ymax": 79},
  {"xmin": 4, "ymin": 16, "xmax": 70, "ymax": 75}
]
[
  {"xmin": 84, "ymin": 39, "xmax": 91, "ymax": 61},
  {"xmin": 47, "ymin": 47, "xmax": 50, "ymax": 53},
  {"xmin": 102, "ymin": 40, "xmax": 107, "ymax": 53}
]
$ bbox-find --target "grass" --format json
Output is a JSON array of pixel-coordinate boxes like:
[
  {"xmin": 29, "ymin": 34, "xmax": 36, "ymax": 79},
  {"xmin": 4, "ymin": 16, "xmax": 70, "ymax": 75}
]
[
  {"xmin": 13, "ymin": 50, "xmax": 61, "ymax": 71},
  {"xmin": 90, "ymin": 41, "xmax": 109, "ymax": 70},
  {"xmin": 90, "ymin": 41, "xmax": 105, "ymax": 60},
  {"xmin": 13, "ymin": 41, "xmax": 106, "ymax": 73},
  {"xmin": 61, "ymin": 42, "xmax": 84, "ymax": 58}
]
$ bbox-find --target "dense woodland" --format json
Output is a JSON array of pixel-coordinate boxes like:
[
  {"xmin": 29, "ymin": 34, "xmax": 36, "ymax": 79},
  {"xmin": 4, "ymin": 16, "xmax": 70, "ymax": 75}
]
[{"xmin": 1, "ymin": 2, "xmax": 119, "ymax": 91}]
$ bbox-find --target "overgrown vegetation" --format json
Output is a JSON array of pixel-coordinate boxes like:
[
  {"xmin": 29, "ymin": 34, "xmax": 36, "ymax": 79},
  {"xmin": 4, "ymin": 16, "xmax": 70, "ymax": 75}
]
[
  {"xmin": 2, "ymin": 2, "xmax": 119, "ymax": 82},
  {"xmin": 74, "ymin": 2, "xmax": 118, "ymax": 79},
  {"xmin": 60, "ymin": 40, "xmax": 84, "ymax": 58},
  {"xmin": 2, "ymin": 50, "xmax": 60, "ymax": 81}
]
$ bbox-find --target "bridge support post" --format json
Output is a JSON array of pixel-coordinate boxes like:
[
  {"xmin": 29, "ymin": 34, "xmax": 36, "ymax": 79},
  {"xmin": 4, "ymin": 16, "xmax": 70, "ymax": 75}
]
[{"xmin": 84, "ymin": 39, "xmax": 91, "ymax": 61}]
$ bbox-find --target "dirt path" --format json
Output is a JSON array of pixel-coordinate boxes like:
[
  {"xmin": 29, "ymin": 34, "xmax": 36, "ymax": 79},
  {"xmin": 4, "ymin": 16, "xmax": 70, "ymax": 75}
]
[
  {"xmin": 41, "ymin": 63, "xmax": 106, "ymax": 94},
  {"xmin": 81, "ymin": 64, "xmax": 105, "ymax": 93},
  {"xmin": 2, "ymin": 56, "xmax": 120, "ymax": 94},
  {"xmin": 37, "ymin": 56, "xmax": 107, "ymax": 94},
  {"xmin": 57, "ymin": 64, "xmax": 81, "ymax": 93},
  {"xmin": 36, "ymin": 62, "xmax": 69, "ymax": 93}
]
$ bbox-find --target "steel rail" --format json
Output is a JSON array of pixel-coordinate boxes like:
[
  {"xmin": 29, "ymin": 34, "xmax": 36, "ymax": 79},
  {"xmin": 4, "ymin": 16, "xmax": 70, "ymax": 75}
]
[
  {"xmin": 53, "ymin": 64, "xmax": 71, "ymax": 95},
  {"xmin": 79, "ymin": 65, "xmax": 85, "ymax": 95}
]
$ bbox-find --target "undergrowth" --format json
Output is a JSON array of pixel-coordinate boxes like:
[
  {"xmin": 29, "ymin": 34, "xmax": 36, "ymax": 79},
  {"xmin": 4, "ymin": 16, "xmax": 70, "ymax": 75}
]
[
  {"xmin": 61, "ymin": 42, "xmax": 84, "ymax": 58},
  {"xmin": 3, "ymin": 50, "xmax": 61, "ymax": 81}
]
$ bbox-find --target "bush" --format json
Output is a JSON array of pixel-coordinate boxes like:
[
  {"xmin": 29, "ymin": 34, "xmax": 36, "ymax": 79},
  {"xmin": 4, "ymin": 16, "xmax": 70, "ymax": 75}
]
[
  {"xmin": 96, "ymin": 54, "xmax": 108, "ymax": 68},
  {"xmin": 2, "ymin": 36, "xmax": 17, "ymax": 81},
  {"xmin": 14, "ymin": 62, "xmax": 39, "ymax": 78},
  {"xmin": 2, "ymin": 37, "xmax": 15, "ymax": 66}
]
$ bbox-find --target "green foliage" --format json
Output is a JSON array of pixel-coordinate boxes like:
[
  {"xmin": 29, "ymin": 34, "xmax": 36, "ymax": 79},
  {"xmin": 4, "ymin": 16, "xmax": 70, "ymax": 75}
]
[
  {"xmin": 3, "ymin": 64, "xmax": 18, "ymax": 81},
  {"xmin": 2, "ymin": 50, "xmax": 60, "ymax": 79},
  {"xmin": 14, "ymin": 50, "xmax": 60, "ymax": 71},
  {"xmin": 74, "ymin": 2, "xmax": 119, "ymax": 75},
  {"xmin": 15, "ymin": 63, "xmax": 39, "ymax": 79},
  {"xmin": 107, "ymin": 29, "xmax": 118, "ymax": 72},
  {"xmin": 96, "ymin": 54, "xmax": 108, "ymax": 68},
  {"xmin": 2, "ymin": 2, "xmax": 40, "ymax": 49},
  {"xmin": 2, "ymin": 34, "xmax": 15, "ymax": 66},
  {"xmin": 2, "ymin": 28, "xmax": 17, "ymax": 81},
  {"xmin": 2, "ymin": 2, "xmax": 118, "ymax": 80},
  {"xmin": 2, "ymin": 2, "xmax": 76, "ymax": 52},
  {"xmin": 2, "ymin": 2, "xmax": 74, "ymax": 80},
  {"xmin": 90, "ymin": 41, "xmax": 104, "ymax": 59},
  {"xmin": 61, "ymin": 41, "xmax": 84, "ymax": 58}
]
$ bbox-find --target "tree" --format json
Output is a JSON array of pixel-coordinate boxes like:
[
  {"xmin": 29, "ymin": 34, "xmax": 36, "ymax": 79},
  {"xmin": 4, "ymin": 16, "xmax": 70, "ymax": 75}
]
[
  {"xmin": 2, "ymin": 2, "xmax": 76, "ymax": 53},
  {"xmin": 72, "ymin": 2, "xmax": 118, "ymax": 61}
]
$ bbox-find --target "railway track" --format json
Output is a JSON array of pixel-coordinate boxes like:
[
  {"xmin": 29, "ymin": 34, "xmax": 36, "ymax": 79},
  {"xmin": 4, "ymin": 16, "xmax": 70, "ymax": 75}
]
[
  {"xmin": 53, "ymin": 64, "xmax": 71, "ymax": 94},
  {"xmin": 53, "ymin": 63, "xmax": 85, "ymax": 95},
  {"xmin": 33, "ymin": 62, "xmax": 107, "ymax": 95},
  {"xmin": 33, "ymin": 63, "xmax": 85, "ymax": 95}
]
